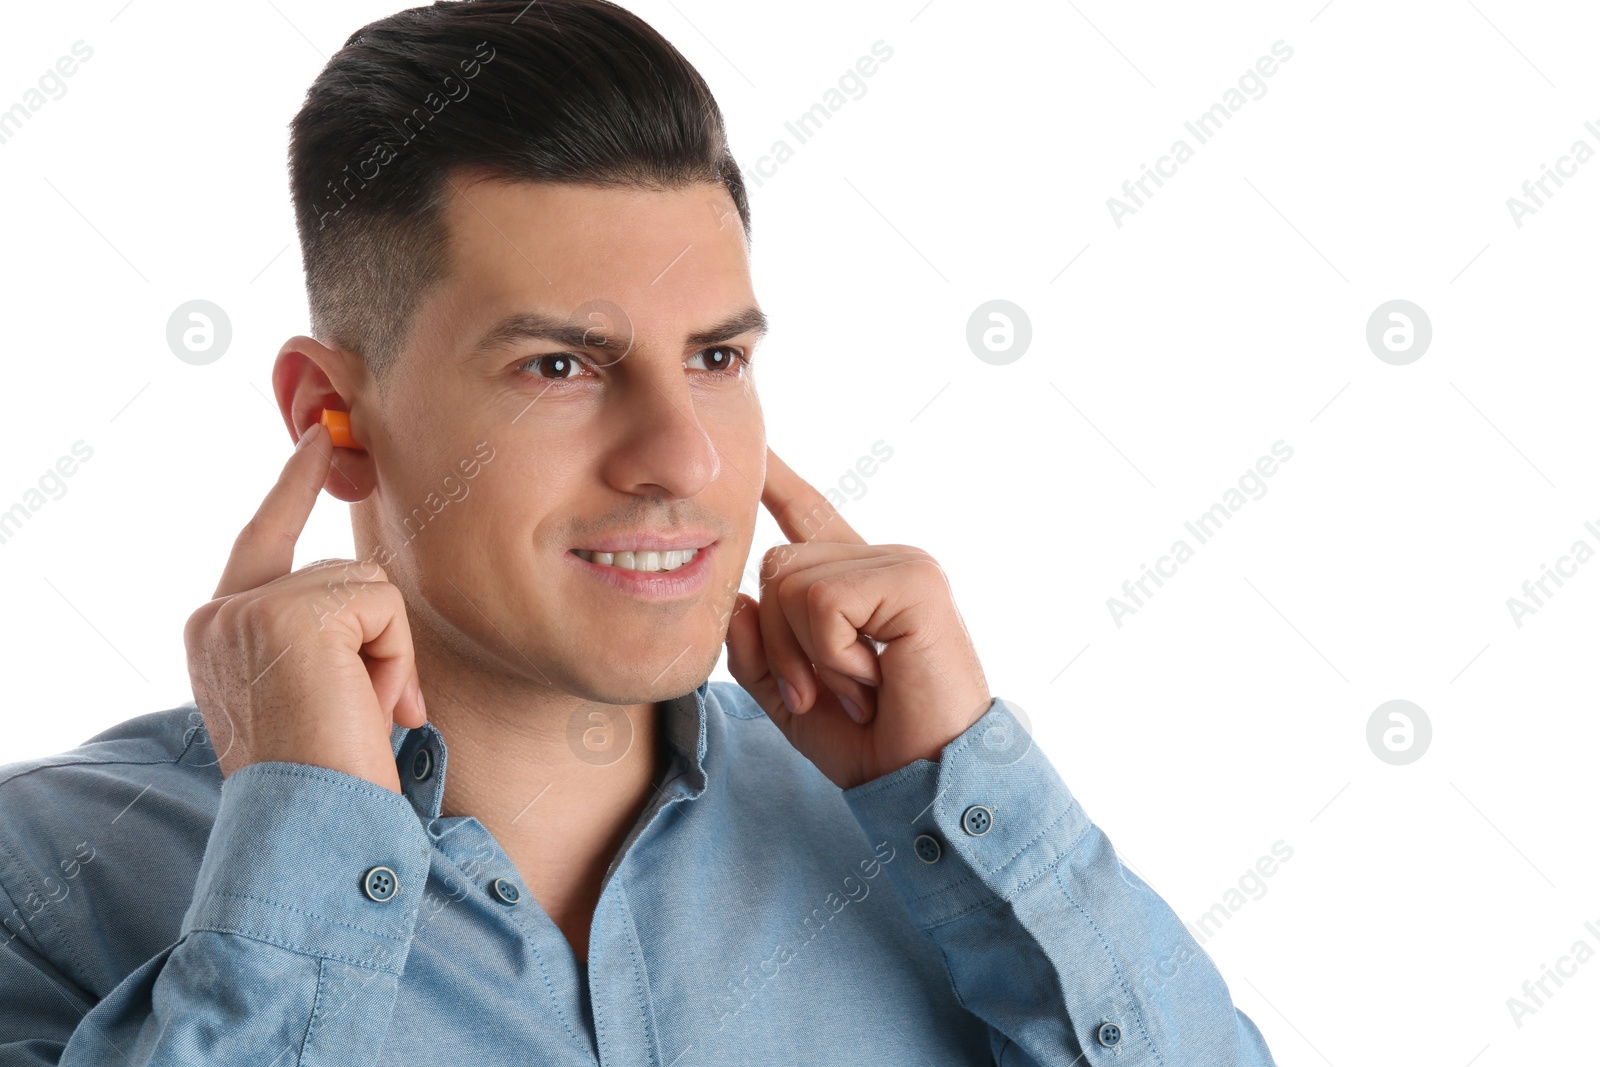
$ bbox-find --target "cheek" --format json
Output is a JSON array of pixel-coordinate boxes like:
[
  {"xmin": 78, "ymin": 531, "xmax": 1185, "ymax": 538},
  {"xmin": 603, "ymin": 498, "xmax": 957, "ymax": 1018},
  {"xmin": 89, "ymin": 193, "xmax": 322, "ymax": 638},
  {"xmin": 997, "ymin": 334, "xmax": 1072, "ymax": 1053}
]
[{"xmin": 701, "ymin": 382, "xmax": 763, "ymax": 454}]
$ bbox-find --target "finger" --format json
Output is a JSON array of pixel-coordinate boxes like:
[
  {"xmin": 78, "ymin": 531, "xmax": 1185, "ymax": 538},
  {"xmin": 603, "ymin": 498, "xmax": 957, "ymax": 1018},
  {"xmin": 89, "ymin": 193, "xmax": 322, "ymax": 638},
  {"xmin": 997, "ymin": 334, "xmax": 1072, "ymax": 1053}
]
[
  {"xmin": 812, "ymin": 660, "xmax": 878, "ymax": 726},
  {"xmin": 214, "ymin": 422, "xmax": 332, "ymax": 599},
  {"xmin": 723, "ymin": 591, "xmax": 791, "ymax": 732},
  {"xmin": 770, "ymin": 557, "xmax": 886, "ymax": 690},
  {"xmin": 762, "ymin": 447, "xmax": 867, "ymax": 547},
  {"xmin": 758, "ymin": 565, "xmax": 817, "ymax": 713},
  {"xmin": 299, "ymin": 560, "xmax": 424, "ymax": 728},
  {"xmin": 753, "ymin": 539, "xmax": 900, "ymax": 584},
  {"xmin": 330, "ymin": 579, "xmax": 419, "ymax": 728}
]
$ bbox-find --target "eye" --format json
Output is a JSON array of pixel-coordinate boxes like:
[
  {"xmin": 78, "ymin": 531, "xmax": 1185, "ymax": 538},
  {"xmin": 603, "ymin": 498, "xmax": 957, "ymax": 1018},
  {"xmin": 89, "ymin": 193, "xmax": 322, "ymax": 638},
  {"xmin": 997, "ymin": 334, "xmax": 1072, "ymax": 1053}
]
[
  {"xmin": 517, "ymin": 353, "xmax": 594, "ymax": 382},
  {"xmin": 688, "ymin": 345, "xmax": 751, "ymax": 377},
  {"xmin": 515, "ymin": 344, "xmax": 751, "ymax": 385}
]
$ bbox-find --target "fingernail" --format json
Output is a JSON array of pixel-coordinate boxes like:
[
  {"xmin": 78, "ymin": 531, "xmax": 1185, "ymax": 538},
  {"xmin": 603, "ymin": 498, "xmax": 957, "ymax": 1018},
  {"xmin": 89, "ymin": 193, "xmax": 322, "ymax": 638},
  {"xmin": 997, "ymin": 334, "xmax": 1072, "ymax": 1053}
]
[
  {"xmin": 296, "ymin": 423, "xmax": 317, "ymax": 449},
  {"xmin": 839, "ymin": 694, "xmax": 865, "ymax": 724},
  {"xmin": 778, "ymin": 676, "xmax": 800, "ymax": 714}
]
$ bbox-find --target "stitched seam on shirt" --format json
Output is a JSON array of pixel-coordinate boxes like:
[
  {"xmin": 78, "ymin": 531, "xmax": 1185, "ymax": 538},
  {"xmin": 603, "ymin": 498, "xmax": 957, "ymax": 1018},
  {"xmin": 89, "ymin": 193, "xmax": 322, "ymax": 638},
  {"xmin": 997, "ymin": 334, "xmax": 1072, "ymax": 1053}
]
[
  {"xmin": 301, "ymin": 956, "xmax": 330, "ymax": 1063},
  {"xmin": 616, "ymin": 880, "xmax": 657, "ymax": 1067},
  {"xmin": 490, "ymin": 864, "xmax": 588, "ymax": 1055},
  {"xmin": 176, "ymin": 722, "xmax": 210, "ymax": 765},
  {"xmin": 197, "ymin": 890, "xmax": 410, "ymax": 946},
  {"xmin": 0, "ymin": 741, "xmax": 216, "ymax": 988},
  {"xmin": 0, "ymin": 847, "xmax": 51, "ymax": 959},
  {"xmin": 1058, "ymin": 880, "xmax": 1166, "ymax": 1067},
  {"xmin": 182, "ymin": 923, "xmax": 402, "ymax": 972},
  {"xmin": 0, "ymin": 830, "xmax": 86, "ymax": 989},
  {"xmin": 906, "ymin": 804, "xmax": 1077, "ymax": 927},
  {"xmin": 238, "ymin": 763, "xmax": 417, "ymax": 804},
  {"xmin": 0, "ymin": 755, "xmax": 192, "ymax": 793}
]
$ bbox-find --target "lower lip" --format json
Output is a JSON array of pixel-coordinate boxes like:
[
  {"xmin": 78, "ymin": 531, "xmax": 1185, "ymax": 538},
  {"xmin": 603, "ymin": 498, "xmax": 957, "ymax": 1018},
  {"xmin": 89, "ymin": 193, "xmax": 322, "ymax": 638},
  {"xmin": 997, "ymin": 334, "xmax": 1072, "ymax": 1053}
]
[{"xmin": 563, "ymin": 542, "xmax": 715, "ymax": 599}]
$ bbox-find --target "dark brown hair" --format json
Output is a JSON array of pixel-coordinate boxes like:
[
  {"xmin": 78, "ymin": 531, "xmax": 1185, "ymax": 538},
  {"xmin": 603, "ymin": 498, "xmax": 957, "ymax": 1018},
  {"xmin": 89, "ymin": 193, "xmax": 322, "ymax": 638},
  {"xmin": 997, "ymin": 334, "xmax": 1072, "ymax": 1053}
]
[{"xmin": 288, "ymin": 0, "xmax": 749, "ymax": 381}]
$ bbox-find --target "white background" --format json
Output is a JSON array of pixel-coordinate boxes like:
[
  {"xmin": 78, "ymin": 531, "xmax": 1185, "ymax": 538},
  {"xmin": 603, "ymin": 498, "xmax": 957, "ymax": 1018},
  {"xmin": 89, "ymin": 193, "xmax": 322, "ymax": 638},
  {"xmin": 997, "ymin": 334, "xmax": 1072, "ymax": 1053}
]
[{"xmin": 2, "ymin": 0, "xmax": 1597, "ymax": 1061}]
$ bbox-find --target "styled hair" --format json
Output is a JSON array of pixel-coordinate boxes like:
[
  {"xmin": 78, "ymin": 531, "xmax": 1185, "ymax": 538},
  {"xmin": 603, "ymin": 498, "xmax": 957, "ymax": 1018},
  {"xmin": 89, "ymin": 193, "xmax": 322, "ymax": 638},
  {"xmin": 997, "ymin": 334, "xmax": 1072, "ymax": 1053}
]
[{"xmin": 288, "ymin": 0, "xmax": 749, "ymax": 381}]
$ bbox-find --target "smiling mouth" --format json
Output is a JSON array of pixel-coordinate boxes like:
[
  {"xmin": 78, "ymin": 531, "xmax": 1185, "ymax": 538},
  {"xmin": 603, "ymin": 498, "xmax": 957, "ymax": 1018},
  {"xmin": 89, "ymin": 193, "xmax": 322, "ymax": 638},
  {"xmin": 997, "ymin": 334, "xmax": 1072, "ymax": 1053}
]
[{"xmin": 570, "ymin": 547, "xmax": 705, "ymax": 573}]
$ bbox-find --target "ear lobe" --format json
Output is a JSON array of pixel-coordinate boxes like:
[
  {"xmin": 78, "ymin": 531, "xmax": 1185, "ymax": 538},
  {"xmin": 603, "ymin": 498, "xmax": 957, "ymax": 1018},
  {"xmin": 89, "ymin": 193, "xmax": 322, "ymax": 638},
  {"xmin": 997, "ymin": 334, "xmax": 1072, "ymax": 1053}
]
[{"xmin": 314, "ymin": 422, "xmax": 376, "ymax": 503}]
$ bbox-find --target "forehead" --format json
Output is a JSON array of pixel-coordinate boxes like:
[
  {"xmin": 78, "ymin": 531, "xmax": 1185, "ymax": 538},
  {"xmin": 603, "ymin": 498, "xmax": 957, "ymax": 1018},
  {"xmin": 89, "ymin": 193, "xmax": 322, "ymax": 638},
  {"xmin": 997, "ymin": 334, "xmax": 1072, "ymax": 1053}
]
[{"xmin": 431, "ymin": 172, "xmax": 752, "ymax": 345}]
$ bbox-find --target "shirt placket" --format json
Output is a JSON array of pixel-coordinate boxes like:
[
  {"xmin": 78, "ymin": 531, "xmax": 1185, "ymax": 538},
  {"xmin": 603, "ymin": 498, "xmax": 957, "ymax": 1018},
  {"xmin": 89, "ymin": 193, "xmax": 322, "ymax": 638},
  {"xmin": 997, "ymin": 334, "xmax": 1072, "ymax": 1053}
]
[{"xmin": 394, "ymin": 718, "xmax": 694, "ymax": 1065}]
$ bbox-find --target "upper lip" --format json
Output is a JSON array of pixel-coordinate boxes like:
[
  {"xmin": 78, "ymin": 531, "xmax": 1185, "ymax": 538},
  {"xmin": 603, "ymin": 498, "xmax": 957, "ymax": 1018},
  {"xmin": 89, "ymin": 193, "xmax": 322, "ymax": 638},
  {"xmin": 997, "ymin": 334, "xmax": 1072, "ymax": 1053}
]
[{"xmin": 573, "ymin": 531, "xmax": 717, "ymax": 553}]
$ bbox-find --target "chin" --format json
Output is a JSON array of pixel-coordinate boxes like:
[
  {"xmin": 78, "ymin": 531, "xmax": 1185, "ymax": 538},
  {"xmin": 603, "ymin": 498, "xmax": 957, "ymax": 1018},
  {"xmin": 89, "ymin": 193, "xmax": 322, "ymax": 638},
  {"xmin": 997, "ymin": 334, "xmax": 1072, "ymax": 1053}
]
[{"xmin": 567, "ymin": 639, "xmax": 720, "ymax": 704}]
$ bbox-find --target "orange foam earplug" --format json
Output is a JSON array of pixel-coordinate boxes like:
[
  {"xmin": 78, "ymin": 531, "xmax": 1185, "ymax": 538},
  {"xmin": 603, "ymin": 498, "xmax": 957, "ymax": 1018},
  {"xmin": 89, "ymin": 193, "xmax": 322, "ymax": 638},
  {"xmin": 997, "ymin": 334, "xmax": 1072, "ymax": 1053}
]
[{"xmin": 319, "ymin": 408, "xmax": 358, "ymax": 449}]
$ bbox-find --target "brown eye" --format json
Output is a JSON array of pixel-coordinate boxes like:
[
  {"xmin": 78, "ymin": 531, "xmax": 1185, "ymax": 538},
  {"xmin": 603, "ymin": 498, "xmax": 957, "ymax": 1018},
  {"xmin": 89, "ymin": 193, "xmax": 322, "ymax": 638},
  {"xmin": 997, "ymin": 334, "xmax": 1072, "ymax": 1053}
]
[
  {"xmin": 689, "ymin": 345, "xmax": 749, "ymax": 376},
  {"xmin": 519, "ymin": 354, "xmax": 588, "ymax": 380}
]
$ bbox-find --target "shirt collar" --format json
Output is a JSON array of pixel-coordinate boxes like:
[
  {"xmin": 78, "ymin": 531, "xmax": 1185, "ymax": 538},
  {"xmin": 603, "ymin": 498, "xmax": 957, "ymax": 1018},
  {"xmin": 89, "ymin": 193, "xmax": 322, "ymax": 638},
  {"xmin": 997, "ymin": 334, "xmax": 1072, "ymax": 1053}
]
[{"xmin": 386, "ymin": 679, "xmax": 713, "ymax": 821}]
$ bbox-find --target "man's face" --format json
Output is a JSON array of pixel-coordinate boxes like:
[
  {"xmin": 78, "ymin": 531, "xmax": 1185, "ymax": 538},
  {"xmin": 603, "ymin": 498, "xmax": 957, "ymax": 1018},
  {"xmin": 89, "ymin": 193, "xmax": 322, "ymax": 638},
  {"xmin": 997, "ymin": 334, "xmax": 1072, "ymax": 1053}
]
[{"xmin": 356, "ymin": 173, "xmax": 765, "ymax": 703}]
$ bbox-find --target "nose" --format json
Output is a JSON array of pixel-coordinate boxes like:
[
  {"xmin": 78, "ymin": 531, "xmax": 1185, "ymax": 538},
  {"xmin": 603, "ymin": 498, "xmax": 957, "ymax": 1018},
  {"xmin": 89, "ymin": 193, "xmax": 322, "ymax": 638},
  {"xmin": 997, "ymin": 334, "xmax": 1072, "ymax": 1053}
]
[{"xmin": 600, "ymin": 371, "xmax": 720, "ymax": 499}]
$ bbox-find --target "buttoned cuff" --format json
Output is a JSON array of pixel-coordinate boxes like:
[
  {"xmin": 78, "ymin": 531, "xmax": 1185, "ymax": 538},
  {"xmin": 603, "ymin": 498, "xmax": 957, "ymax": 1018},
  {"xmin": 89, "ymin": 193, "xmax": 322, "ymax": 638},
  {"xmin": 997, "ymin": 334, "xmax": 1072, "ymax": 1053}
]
[
  {"xmin": 179, "ymin": 761, "xmax": 432, "ymax": 974},
  {"xmin": 841, "ymin": 697, "xmax": 1090, "ymax": 929}
]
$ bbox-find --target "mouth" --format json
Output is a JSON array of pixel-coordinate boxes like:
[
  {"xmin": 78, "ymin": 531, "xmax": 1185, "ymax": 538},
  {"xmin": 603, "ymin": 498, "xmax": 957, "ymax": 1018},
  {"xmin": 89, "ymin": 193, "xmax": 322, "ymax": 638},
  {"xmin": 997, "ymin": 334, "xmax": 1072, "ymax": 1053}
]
[
  {"xmin": 570, "ymin": 546, "xmax": 706, "ymax": 574},
  {"xmin": 564, "ymin": 541, "xmax": 717, "ymax": 600}
]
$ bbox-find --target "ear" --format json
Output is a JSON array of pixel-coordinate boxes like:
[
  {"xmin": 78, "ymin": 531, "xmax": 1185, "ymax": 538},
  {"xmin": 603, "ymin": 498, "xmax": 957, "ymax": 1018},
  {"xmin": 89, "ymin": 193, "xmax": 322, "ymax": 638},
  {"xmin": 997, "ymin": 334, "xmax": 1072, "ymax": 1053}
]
[{"xmin": 271, "ymin": 335, "xmax": 375, "ymax": 503}]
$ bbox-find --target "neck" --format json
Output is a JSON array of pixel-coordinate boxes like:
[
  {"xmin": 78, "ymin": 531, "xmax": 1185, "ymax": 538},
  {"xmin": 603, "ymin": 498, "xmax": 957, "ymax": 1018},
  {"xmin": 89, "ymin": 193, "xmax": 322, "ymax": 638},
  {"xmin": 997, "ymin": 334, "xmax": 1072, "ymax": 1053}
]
[{"xmin": 411, "ymin": 631, "xmax": 664, "ymax": 864}]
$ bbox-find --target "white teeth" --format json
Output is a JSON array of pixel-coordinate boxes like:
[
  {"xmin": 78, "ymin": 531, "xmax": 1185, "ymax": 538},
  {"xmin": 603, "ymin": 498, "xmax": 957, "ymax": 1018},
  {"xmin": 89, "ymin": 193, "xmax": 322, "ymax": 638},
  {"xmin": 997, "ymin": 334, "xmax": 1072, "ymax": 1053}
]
[{"xmin": 577, "ymin": 547, "xmax": 699, "ymax": 573}]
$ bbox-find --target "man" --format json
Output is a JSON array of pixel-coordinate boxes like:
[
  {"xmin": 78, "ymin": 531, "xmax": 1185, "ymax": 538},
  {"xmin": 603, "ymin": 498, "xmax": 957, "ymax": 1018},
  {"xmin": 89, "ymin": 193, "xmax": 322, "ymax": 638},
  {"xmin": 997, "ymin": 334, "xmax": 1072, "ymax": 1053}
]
[{"xmin": 0, "ymin": 1, "xmax": 1279, "ymax": 1063}]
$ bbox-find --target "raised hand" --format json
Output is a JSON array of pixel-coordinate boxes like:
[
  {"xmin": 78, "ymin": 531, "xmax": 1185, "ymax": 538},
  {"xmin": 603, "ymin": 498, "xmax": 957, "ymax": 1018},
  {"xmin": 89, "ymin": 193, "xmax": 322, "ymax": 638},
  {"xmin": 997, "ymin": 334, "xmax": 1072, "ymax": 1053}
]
[
  {"xmin": 182, "ymin": 421, "xmax": 426, "ymax": 794},
  {"xmin": 723, "ymin": 446, "xmax": 992, "ymax": 791}
]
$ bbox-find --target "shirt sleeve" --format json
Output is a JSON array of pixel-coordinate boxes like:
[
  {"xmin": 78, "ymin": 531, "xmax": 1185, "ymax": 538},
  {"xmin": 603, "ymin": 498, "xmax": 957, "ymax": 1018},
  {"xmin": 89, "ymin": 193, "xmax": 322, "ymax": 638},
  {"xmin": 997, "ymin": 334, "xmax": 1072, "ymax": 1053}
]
[
  {"xmin": 0, "ymin": 761, "xmax": 431, "ymax": 1065},
  {"xmin": 840, "ymin": 698, "xmax": 1279, "ymax": 1067}
]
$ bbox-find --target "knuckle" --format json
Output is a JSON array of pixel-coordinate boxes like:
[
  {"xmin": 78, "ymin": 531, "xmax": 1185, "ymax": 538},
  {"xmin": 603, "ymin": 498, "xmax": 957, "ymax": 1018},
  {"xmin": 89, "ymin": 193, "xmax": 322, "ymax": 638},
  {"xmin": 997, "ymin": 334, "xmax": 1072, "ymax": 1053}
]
[
  {"xmin": 374, "ymin": 579, "xmax": 407, "ymax": 612},
  {"xmin": 182, "ymin": 603, "xmax": 212, "ymax": 646},
  {"xmin": 759, "ymin": 547, "xmax": 783, "ymax": 584},
  {"xmin": 760, "ymin": 543, "xmax": 800, "ymax": 582}
]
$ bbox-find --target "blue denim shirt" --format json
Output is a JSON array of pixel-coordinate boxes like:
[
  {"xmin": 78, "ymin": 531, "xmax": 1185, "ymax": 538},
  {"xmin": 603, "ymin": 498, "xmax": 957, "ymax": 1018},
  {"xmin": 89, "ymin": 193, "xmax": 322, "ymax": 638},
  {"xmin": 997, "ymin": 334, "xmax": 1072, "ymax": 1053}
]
[{"xmin": 0, "ymin": 680, "xmax": 1276, "ymax": 1065}]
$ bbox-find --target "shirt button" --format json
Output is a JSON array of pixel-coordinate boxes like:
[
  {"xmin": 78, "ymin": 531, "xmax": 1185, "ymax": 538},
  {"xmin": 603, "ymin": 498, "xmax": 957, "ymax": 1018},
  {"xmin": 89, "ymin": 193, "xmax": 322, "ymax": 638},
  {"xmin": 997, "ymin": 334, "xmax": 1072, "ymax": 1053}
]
[
  {"xmin": 960, "ymin": 804, "xmax": 993, "ymax": 836},
  {"xmin": 490, "ymin": 876, "xmax": 522, "ymax": 905},
  {"xmin": 1096, "ymin": 1021, "xmax": 1122, "ymax": 1047},
  {"xmin": 362, "ymin": 865, "xmax": 399, "ymax": 902},
  {"xmin": 411, "ymin": 745, "xmax": 433, "ymax": 781},
  {"xmin": 913, "ymin": 833, "xmax": 942, "ymax": 864}
]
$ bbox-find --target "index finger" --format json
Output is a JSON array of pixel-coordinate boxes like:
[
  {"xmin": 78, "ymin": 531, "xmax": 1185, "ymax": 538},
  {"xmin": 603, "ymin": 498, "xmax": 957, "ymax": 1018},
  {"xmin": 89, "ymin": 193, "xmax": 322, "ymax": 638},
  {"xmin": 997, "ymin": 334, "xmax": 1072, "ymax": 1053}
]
[
  {"xmin": 761, "ymin": 446, "xmax": 867, "ymax": 546},
  {"xmin": 213, "ymin": 421, "xmax": 333, "ymax": 599}
]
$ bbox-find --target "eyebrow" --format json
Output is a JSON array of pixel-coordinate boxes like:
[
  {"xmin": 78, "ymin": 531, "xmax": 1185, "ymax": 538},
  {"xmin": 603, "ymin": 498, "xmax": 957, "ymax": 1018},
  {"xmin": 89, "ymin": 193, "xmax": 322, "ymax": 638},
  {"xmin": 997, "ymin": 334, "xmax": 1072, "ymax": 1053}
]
[{"xmin": 469, "ymin": 305, "xmax": 769, "ymax": 356}]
